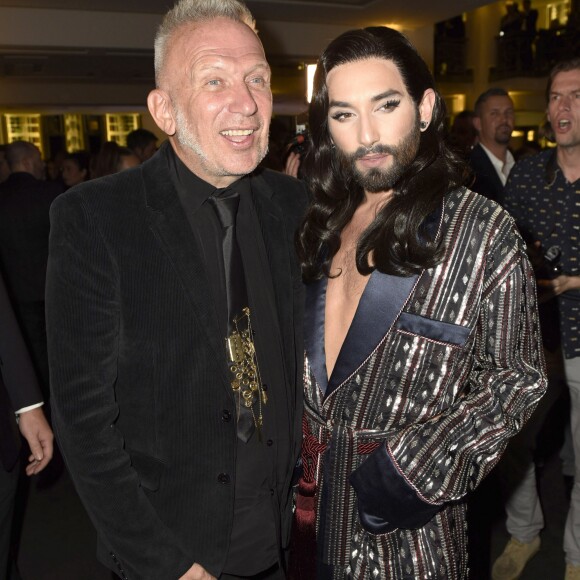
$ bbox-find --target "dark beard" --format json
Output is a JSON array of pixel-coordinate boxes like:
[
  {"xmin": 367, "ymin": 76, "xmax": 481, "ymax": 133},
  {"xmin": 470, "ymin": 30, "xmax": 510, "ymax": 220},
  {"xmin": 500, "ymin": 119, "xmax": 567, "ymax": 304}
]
[
  {"xmin": 339, "ymin": 120, "xmax": 421, "ymax": 193},
  {"xmin": 494, "ymin": 124, "xmax": 512, "ymax": 145}
]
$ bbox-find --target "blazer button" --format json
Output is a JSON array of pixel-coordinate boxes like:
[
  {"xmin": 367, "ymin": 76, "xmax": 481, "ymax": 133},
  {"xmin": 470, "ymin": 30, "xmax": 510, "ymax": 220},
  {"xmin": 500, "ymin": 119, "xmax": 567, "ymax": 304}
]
[
  {"xmin": 266, "ymin": 439, "xmax": 273, "ymax": 447},
  {"xmin": 222, "ymin": 410, "xmax": 232, "ymax": 422},
  {"xmin": 217, "ymin": 473, "xmax": 230, "ymax": 484}
]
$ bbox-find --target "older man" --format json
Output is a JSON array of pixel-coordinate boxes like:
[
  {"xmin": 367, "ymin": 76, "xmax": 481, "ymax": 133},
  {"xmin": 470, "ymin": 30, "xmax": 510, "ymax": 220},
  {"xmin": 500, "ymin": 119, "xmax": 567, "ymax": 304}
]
[{"xmin": 46, "ymin": 1, "xmax": 308, "ymax": 579}]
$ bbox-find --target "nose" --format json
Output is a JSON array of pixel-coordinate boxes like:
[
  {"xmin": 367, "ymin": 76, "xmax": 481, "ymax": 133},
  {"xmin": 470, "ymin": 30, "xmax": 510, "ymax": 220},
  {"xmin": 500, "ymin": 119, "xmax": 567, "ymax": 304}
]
[
  {"xmin": 229, "ymin": 82, "xmax": 258, "ymax": 116},
  {"xmin": 358, "ymin": 113, "xmax": 380, "ymax": 149},
  {"xmin": 557, "ymin": 94, "xmax": 572, "ymax": 111},
  {"xmin": 499, "ymin": 110, "xmax": 514, "ymax": 124}
]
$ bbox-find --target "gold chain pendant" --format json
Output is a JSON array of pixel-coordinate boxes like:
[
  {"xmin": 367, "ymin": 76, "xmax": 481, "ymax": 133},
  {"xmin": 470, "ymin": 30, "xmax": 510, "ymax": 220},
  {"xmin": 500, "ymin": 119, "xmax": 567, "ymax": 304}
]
[{"xmin": 225, "ymin": 307, "xmax": 266, "ymax": 435}]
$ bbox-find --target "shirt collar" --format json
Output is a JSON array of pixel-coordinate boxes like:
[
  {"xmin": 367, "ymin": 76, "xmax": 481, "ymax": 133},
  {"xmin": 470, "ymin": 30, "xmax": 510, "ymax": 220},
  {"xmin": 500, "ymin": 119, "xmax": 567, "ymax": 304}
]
[
  {"xmin": 479, "ymin": 142, "xmax": 515, "ymax": 185},
  {"xmin": 164, "ymin": 142, "xmax": 250, "ymax": 210}
]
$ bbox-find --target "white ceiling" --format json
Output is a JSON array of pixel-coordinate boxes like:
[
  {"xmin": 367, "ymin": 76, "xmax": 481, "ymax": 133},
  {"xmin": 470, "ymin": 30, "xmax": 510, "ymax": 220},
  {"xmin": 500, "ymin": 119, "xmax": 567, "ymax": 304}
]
[
  {"xmin": 0, "ymin": 0, "xmax": 493, "ymax": 30},
  {"xmin": 0, "ymin": 0, "xmax": 496, "ymax": 113}
]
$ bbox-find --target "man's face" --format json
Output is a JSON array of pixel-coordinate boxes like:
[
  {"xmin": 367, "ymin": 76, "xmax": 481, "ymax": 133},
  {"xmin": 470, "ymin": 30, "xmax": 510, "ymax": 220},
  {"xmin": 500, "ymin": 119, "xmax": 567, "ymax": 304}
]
[
  {"xmin": 475, "ymin": 95, "xmax": 515, "ymax": 147},
  {"xmin": 326, "ymin": 57, "xmax": 421, "ymax": 193},
  {"xmin": 61, "ymin": 159, "xmax": 87, "ymax": 188},
  {"xmin": 547, "ymin": 68, "xmax": 580, "ymax": 150},
  {"xmin": 157, "ymin": 18, "xmax": 272, "ymax": 188}
]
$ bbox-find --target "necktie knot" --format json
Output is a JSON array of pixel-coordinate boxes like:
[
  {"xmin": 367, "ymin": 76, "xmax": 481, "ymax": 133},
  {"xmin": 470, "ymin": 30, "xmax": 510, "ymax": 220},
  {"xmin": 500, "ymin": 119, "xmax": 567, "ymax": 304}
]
[{"xmin": 210, "ymin": 189, "xmax": 239, "ymax": 228}]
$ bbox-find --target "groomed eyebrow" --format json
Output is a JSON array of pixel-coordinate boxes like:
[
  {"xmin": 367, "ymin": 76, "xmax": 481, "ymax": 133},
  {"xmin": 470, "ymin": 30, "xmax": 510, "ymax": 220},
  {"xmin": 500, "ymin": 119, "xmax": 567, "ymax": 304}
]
[{"xmin": 329, "ymin": 89, "xmax": 403, "ymax": 109}]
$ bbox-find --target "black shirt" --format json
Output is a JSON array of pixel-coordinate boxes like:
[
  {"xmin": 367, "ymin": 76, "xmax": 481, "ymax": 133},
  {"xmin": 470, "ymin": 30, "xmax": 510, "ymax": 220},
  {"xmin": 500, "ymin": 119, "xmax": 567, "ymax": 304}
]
[{"xmin": 165, "ymin": 144, "xmax": 282, "ymax": 575}]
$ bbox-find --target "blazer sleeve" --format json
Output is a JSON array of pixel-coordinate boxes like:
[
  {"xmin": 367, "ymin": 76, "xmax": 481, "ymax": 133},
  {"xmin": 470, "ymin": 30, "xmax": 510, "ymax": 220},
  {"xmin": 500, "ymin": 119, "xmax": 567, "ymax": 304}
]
[
  {"xmin": 395, "ymin": 218, "xmax": 546, "ymax": 496},
  {"xmin": 351, "ymin": 216, "xmax": 547, "ymax": 531},
  {"xmin": 0, "ymin": 270, "xmax": 42, "ymax": 410},
  {"xmin": 46, "ymin": 192, "xmax": 193, "ymax": 579}
]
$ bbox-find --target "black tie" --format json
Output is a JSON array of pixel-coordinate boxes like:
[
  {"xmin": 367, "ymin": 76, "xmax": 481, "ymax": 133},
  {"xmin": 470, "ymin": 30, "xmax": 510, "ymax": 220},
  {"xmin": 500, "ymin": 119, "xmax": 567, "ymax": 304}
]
[{"xmin": 209, "ymin": 189, "xmax": 255, "ymax": 442}]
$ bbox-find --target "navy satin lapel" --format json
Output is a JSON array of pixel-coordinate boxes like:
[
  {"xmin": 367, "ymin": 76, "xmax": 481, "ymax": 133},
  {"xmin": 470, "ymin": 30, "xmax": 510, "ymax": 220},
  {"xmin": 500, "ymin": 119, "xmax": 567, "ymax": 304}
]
[
  {"xmin": 326, "ymin": 271, "xmax": 418, "ymax": 398},
  {"xmin": 304, "ymin": 277, "xmax": 329, "ymax": 394}
]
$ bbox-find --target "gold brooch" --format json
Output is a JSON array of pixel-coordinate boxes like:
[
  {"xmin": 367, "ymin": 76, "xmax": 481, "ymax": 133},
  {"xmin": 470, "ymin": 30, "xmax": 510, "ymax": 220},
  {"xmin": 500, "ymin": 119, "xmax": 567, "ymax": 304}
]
[{"xmin": 226, "ymin": 307, "xmax": 267, "ymax": 434}]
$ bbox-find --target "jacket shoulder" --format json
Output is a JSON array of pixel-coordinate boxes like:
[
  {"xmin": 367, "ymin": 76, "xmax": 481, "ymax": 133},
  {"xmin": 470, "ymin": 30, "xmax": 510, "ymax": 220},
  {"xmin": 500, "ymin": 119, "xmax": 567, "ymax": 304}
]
[
  {"xmin": 509, "ymin": 149, "xmax": 551, "ymax": 179},
  {"xmin": 52, "ymin": 166, "xmax": 144, "ymax": 212},
  {"xmin": 444, "ymin": 187, "xmax": 518, "ymax": 242},
  {"xmin": 253, "ymin": 167, "xmax": 309, "ymax": 214},
  {"xmin": 258, "ymin": 167, "xmax": 308, "ymax": 193}
]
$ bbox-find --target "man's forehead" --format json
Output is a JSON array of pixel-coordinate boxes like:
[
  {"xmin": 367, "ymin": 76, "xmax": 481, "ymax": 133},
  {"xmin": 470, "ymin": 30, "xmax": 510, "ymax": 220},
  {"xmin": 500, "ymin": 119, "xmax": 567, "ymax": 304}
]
[
  {"xmin": 193, "ymin": 50, "xmax": 269, "ymax": 71},
  {"xmin": 551, "ymin": 69, "xmax": 580, "ymax": 91},
  {"xmin": 330, "ymin": 58, "xmax": 401, "ymax": 78},
  {"xmin": 170, "ymin": 19, "xmax": 265, "ymax": 63},
  {"xmin": 484, "ymin": 95, "xmax": 513, "ymax": 109},
  {"xmin": 328, "ymin": 58, "xmax": 406, "ymax": 96}
]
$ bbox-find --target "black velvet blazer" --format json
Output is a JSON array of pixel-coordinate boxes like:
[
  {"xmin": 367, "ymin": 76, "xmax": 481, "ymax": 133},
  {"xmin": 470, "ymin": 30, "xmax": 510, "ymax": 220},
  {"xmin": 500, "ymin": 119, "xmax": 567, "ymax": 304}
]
[
  {"xmin": 469, "ymin": 143, "xmax": 506, "ymax": 206},
  {"xmin": 0, "ymin": 271, "xmax": 42, "ymax": 472},
  {"xmin": 0, "ymin": 172, "xmax": 62, "ymax": 303},
  {"xmin": 46, "ymin": 147, "xmax": 308, "ymax": 579}
]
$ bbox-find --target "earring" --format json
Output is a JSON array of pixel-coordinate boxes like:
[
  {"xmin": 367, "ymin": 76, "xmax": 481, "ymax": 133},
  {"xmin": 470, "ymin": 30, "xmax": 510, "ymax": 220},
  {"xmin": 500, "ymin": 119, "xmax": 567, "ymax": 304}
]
[{"xmin": 420, "ymin": 121, "xmax": 428, "ymax": 130}]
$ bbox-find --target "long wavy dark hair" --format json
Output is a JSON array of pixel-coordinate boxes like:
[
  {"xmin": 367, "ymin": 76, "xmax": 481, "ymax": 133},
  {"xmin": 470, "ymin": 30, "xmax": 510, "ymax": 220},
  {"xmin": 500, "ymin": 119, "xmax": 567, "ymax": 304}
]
[{"xmin": 297, "ymin": 26, "xmax": 467, "ymax": 282}]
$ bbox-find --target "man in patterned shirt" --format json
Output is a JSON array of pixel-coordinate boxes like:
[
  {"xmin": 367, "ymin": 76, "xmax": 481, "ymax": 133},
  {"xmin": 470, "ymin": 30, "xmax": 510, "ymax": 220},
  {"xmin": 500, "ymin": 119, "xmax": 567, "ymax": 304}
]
[{"xmin": 497, "ymin": 57, "xmax": 580, "ymax": 580}]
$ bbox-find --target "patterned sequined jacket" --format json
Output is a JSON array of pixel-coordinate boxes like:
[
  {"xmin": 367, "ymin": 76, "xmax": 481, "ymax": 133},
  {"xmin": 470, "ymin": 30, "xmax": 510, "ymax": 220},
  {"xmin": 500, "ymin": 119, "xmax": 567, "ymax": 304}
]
[{"xmin": 298, "ymin": 188, "xmax": 547, "ymax": 579}]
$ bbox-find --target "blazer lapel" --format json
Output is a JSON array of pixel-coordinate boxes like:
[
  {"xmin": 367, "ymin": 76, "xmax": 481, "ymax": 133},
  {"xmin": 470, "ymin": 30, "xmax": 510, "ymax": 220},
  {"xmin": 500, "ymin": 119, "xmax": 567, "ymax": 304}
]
[
  {"xmin": 250, "ymin": 175, "xmax": 294, "ymax": 366},
  {"xmin": 306, "ymin": 270, "xmax": 419, "ymax": 401},
  {"xmin": 142, "ymin": 154, "xmax": 228, "ymax": 377},
  {"xmin": 309, "ymin": 201, "xmax": 442, "ymax": 400},
  {"xmin": 327, "ymin": 270, "xmax": 419, "ymax": 398},
  {"xmin": 304, "ymin": 277, "xmax": 329, "ymax": 394}
]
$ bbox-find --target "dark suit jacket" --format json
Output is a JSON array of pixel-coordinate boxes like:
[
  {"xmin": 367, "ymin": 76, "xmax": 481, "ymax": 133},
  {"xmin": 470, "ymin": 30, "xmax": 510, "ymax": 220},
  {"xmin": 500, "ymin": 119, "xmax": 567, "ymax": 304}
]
[
  {"xmin": 523, "ymin": 9, "xmax": 538, "ymax": 33},
  {"xmin": 468, "ymin": 144, "xmax": 505, "ymax": 206},
  {"xmin": 0, "ymin": 172, "xmax": 62, "ymax": 304},
  {"xmin": 46, "ymin": 147, "xmax": 308, "ymax": 579},
  {"xmin": 0, "ymin": 271, "xmax": 43, "ymax": 472}
]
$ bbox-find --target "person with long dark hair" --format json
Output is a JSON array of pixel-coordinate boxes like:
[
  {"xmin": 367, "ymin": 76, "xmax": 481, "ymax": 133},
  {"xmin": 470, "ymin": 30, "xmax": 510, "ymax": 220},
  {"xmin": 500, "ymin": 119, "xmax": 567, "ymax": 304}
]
[{"xmin": 291, "ymin": 26, "xmax": 547, "ymax": 579}]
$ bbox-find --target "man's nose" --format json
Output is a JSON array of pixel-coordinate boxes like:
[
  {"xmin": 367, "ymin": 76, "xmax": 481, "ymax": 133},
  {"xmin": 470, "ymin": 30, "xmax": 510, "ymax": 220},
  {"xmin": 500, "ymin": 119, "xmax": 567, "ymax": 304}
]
[{"xmin": 230, "ymin": 83, "xmax": 258, "ymax": 116}]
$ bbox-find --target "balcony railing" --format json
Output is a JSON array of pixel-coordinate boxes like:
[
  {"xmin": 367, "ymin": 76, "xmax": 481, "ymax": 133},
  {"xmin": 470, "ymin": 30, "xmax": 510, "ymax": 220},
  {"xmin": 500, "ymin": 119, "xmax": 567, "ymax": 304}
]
[
  {"xmin": 434, "ymin": 28, "xmax": 580, "ymax": 83},
  {"xmin": 434, "ymin": 37, "xmax": 474, "ymax": 83},
  {"xmin": 492, "ymin": 28, "xmax": 580, "ymax": 80}
]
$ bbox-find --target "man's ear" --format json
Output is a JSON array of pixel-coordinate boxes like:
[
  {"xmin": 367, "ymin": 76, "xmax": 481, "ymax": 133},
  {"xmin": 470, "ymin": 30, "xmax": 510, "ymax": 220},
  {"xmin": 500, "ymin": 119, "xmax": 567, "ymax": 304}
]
[
  {"xmin": 147, "ymin": 89, "xmax": 176, "ymax": 136},
  {"xmin": 419, "ymin": 88, "xmax": 436, "ymax": 127},
  {"xmin": 472, "ymin": 115, "xmax": 482, "ymax": 134}
]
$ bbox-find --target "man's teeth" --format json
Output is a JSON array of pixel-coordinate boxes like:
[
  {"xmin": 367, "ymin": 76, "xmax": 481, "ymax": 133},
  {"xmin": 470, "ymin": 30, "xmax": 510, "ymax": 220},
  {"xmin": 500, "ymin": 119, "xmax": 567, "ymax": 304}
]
[
  {"xmin": 559, "ymin": 120, "xmax": 571, "ymax": 128},
  {"xmin": 221, "ymin": 129, "xmax": 254, "ymax": 136}
]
